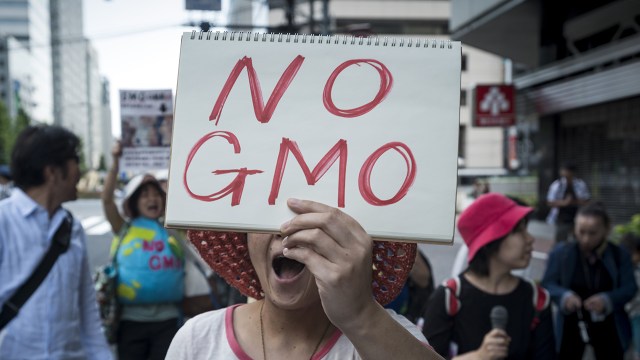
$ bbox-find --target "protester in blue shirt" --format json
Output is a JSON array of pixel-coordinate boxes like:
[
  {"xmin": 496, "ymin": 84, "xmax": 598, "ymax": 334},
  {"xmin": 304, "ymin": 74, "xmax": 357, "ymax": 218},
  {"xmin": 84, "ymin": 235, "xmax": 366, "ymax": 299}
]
[{"xmin": 0, "ymin": 125, "xmax": 112, "ymax": 359}]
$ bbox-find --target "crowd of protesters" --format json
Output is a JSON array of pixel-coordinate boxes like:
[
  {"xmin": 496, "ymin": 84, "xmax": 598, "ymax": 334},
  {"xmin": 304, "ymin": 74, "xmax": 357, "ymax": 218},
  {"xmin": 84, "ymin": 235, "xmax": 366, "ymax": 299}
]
[{"xmin": 2, "ymin": 124, "xmax": 640, "ymax": 360}]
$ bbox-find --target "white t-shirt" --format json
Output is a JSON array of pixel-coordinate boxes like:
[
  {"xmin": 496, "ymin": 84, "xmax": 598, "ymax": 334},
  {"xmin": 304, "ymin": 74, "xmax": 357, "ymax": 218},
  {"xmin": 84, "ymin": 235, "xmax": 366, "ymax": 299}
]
[{"xmin": 166, "ymin": 304, "xmax": 428, "ymax": 359}]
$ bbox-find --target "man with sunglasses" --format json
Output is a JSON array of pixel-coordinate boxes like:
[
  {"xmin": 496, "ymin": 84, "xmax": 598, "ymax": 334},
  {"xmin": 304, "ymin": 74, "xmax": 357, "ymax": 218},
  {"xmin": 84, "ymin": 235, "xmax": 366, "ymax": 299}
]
[{"xmin": 0, "ymin": 125, "xmax": 111, "ymax": 359}]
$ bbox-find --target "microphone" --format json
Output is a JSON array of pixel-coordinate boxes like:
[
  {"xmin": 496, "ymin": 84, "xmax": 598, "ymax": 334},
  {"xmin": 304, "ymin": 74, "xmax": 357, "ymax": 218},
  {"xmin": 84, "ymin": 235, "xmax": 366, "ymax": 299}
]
[{"xmin": 490, "ymin": 305, "xmax": 508, "ymax": 331}]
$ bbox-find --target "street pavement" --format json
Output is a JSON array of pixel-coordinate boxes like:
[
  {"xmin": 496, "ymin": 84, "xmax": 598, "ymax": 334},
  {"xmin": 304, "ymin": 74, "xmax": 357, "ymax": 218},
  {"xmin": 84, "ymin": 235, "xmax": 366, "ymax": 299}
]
[
  {"xmin": 65, "ymin": 198, "xmax": 555, "ymax": 284},
  {"xmin": 64, "ymin": 198, "xmax": 114, "ymax": 272}
]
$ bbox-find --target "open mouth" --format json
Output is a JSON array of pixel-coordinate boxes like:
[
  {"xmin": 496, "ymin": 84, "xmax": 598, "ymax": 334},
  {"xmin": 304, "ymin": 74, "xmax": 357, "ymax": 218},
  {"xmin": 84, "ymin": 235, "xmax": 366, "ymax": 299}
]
[{"xmin": 272, "ymin": 255, "xmax": 305, "ymax": 279}]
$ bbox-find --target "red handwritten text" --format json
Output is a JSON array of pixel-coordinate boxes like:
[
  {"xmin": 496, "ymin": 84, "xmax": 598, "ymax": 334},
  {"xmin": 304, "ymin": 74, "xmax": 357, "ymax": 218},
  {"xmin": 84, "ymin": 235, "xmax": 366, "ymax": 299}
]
[
  {"xmin": 184, "ymin": 55, "xmax": 418, "ymax": 208},
  {"xmin": 358, "ymin": 142, "xmax": 416, "ymax": 206},
  {"xmin": 142, "ymin": 240, "xmax": 165, "ymax": 252},
  {"xmin": 269, "ymin": 138, "xmax": 348, "ymax": 207},
  {"xmin": 183, "ymin": 131, "xmax": 263, "ymax": 206},
  {"xmin": 209, "ymin": 55, "xmax": 306, "ymax": 125},
  {"xmin": 149, "ymin": 255, "xmax": 181, "ymax": 270},
  {"xmin": 323, "ymin": 59, "xmax": 393, "ymax": 118}
]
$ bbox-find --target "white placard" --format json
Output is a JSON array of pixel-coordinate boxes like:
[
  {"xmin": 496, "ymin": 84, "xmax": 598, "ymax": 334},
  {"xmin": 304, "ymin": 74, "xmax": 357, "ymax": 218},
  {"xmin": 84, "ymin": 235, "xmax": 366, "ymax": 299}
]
[
  {"xmin": 120, "ymin": 89, "xmax": 174, "ymax": 172},
  {"xmin": 166, "ymin": 32, "xmax": 460, "ymax": 243}
]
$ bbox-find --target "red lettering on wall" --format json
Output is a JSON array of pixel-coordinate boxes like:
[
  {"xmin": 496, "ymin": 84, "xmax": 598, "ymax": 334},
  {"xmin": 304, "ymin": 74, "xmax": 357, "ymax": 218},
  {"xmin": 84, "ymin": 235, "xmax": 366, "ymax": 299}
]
[
  {"xmin": 183, "ymin": 131, "xmax": 263, "ymax": 206},
  {"xmin": 269, "ymin": 138, "xmax": 348, "ymax": 207},
  {"xmin": 209, "ymin": 55, "xmax": 306, "ymax": 125},
  {"xmin": 323, "ymin": 59, "xmax": 393, "ymax": 118},
  {"xmin": 358, "ymin": 142, "xmax": 416, "ymax": 206}
]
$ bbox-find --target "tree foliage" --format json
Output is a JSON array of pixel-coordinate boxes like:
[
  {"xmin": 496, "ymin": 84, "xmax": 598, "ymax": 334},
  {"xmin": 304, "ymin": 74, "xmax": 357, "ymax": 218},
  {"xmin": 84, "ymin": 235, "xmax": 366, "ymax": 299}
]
[
  {"xmin": 0, "ymin": 101, "xmax": 30, "ymax": 165},
  {"xmin": 0, "ymin": 101, "xmax": 10, "ymax": 164}
]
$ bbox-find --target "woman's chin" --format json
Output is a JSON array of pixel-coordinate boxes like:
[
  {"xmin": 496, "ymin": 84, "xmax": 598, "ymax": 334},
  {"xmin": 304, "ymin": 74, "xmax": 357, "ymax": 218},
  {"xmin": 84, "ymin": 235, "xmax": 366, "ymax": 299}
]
[{"xmin": 266, "ymin": 274, "xmax": 317, "ymax": 308}]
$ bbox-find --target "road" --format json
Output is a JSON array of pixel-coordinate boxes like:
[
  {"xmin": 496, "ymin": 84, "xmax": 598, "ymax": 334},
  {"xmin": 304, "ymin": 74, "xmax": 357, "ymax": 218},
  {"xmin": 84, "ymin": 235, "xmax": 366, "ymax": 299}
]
[
  {"xmin": 65, "ymin": 198, "xmax": 549, "ymax": 285},
  {"xmin": 65, "ymin": 198, "xmax": 115, "ymax": 272}
]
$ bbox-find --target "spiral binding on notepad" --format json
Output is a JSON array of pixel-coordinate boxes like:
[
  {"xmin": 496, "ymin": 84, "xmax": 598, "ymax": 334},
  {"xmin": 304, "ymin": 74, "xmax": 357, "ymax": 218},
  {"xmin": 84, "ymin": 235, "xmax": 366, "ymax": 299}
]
[{"xmin": 190, "ymin": 30, "xmax": 452, "ymax": 49}]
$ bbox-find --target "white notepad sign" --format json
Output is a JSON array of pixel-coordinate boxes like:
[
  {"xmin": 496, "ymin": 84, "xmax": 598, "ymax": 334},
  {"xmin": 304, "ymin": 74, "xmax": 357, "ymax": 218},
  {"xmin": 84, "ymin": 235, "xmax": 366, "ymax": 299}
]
[{"xmin": 166, "ymin": 31, "xmax": 461, "ymax": 243}]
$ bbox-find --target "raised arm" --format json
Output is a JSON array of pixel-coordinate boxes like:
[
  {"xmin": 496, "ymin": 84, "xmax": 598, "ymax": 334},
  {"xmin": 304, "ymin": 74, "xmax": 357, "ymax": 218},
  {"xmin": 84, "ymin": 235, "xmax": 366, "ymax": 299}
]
[
  {"xmin": 101, "ymin": 141, "xmax": 125, "ymax": 234},
  {"xmin": 280, "ymin": 198, "xmax": 442, "ymax": 360}
]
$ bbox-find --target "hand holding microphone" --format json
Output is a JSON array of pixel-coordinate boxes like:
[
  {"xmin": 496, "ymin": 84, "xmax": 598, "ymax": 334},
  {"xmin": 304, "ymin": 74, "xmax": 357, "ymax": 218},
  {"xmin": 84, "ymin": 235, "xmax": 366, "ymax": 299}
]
[
  {"xmin": 477, "ymin": 306, "xmax": 511, "ymax": 360},
  {"xmin": 490, "ymin": 306, "xmax": 508, "ymax": 331}
]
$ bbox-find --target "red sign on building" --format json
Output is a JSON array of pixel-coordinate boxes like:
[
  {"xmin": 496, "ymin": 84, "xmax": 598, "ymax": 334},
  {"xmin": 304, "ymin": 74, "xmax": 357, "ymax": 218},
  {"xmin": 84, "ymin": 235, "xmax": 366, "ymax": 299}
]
[{"xmin": 473, "ymin": 85, "xmax": 515, "ymax": 127}]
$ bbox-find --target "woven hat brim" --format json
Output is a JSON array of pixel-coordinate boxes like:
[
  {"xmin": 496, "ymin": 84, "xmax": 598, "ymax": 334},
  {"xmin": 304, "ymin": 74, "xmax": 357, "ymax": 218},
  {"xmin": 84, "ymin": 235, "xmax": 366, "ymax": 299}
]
[{"xmin": 187, "ymin": 230, "xmax": 416, "ymax": 306}]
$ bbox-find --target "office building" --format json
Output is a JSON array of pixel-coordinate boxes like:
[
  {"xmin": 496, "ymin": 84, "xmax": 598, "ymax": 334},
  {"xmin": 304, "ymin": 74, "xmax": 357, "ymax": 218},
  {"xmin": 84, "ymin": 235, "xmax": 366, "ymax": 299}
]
[
  {"xmin": 0, "ymin": 0, "xmax": 53, "ymax": 123},
  {"xmin": 450, "ymin": 0, "xmax": 640, "ymax": 222}
]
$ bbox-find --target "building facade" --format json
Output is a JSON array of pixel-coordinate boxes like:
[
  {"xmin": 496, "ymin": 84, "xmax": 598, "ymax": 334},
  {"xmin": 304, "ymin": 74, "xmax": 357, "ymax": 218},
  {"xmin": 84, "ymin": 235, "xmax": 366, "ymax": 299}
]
[
  {"xmin": 100, "ymin": 77, "xmax": 112, "ymax": 170},
  {"xmin": 0, "ymin": 0, "xmax": 110, "ymax": 170},
  {"xmin": 0, "ymin": 0, "xmax": 53, "ymax": 123},
  {"xmin": 50, "ymin": 0, "xmax": 110, "ymax": 169},
  {"xmin": 450, "ymin": 0, "xmax": 640, "ymax": 223}
]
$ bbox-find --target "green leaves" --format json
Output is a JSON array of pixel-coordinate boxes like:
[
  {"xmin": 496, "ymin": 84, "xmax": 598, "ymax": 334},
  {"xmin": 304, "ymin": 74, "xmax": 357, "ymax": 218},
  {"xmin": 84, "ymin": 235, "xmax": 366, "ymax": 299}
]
[{"xmin": 0, "ymin": 101, "xmax": 31, "ymax": 165}]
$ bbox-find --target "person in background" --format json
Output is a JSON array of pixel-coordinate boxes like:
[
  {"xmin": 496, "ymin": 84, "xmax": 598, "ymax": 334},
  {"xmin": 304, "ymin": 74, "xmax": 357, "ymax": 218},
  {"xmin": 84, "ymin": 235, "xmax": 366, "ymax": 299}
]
[
  {"xmin": 546, "ymin": 163, "xmax": 590, "ymax": 243},
  {"xmin": 542, "ymin": 203, "xmax": 636, "ymax": 359},
  {"xmin": 622, "ymin": 233, "xmax": 640, "ymax": 360},
  {"xmin": 423, "ymin": 193, "xmax": 555, "ymax": 360},
  {"xmin": 470, "ymin": 178, "xmax": 490, "ymax": 199},
  {"xmin": 0, "ymin": 164, "xmax": 13, "ymax": 200},
  {"xmin": 0, "ymin": 125, "xmax": 112, "ymax": 359},
  {"xmin": 102, "ymin": 142, "xmax": 184, "ymax": 360},
  {"xmin": 152, "ymin": 168, "xmax": 247, "ymax": 313},
  {"xmin": 166, "ymin": 199, "xmax": 441, "ymax": 359}
]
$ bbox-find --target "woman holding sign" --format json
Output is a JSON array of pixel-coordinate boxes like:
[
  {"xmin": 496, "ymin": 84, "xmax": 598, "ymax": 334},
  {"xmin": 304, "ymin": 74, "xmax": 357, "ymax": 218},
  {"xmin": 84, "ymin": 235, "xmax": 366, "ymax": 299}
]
[
  {"xmin": 422, "ymin": 193, "xmax": 556, "ymax": 359},
  {"xmin": 102, "ymin": 142, "xmax": 185, "ymax": 360},
  {"xmin": 166, "ymin": 198, "xmax": 440, "ymax": 359}
]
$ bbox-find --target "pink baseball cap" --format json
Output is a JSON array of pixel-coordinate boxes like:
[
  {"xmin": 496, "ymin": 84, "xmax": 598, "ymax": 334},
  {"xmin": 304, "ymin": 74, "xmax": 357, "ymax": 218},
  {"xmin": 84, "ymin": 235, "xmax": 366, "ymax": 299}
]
[{"xmin": 458, "ymin": 193, "xmax": 533, "ymax": 262}]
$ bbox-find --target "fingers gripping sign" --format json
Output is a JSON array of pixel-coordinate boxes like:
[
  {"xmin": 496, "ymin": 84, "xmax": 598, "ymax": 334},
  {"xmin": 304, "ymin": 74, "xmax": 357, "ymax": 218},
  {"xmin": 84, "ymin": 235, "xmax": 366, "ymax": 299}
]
[{"xmin": 280, "ymin": 198, "xmax": 375, "ymax": 326}]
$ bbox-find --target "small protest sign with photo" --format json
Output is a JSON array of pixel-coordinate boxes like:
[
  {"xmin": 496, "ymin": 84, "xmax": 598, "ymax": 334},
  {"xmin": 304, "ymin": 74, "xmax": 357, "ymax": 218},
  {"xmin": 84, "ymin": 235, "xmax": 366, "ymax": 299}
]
[{"xmin": 119, "ymin": 89, "xmax": 174, "ymax": 172}]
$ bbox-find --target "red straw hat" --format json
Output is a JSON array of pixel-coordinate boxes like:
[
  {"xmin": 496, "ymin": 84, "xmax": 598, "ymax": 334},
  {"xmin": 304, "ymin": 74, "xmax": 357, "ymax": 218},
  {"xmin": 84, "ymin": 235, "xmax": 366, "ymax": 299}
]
[
  {"xmin": 458, "ymin": 193, "xmax": 533, "ymax": 263},
  {"xmin": 187, "ymin": 230, "xmax": 417, "ymax": 306}
]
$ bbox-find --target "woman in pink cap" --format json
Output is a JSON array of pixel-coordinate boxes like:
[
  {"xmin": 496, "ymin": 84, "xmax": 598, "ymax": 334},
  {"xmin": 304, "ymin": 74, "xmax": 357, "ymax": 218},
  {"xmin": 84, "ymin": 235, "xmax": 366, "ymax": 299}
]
[
  {"xmin": 166, "ymin": 198, "xmax": 442, "ymax": 360},
  {"xmin": 422, "ymin": 193, "xmax": 555, "ymax": 359}
]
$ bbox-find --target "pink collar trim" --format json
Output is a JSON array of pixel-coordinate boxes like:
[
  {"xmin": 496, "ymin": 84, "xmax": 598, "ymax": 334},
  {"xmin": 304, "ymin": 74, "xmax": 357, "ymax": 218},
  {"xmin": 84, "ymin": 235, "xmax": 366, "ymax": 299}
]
[
  {"xmin": 311, "ymin": 327, "xmax": 342, "ymax": 360},
  {"xmin": 226, "ymin": 305, "xmax": 252, "ymax": 360},
  {"xmin": 225, "ymin": 305, "xmax": 343, "ymax": 360}
]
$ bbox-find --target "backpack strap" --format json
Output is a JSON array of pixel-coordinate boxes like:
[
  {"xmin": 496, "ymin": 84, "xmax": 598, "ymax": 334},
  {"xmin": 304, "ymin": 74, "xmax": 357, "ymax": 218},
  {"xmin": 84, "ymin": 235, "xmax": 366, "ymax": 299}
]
[
  {"xmin": 442, "ymin": 277, "xmax": 462, "ymax": 316},
  {"xmin": 443, "ymin": 276, "xmax": 549, "ymax": 330},
  {"xmin": 526, "ymin": 278, "xmax": 550, "ymax": 330}
]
